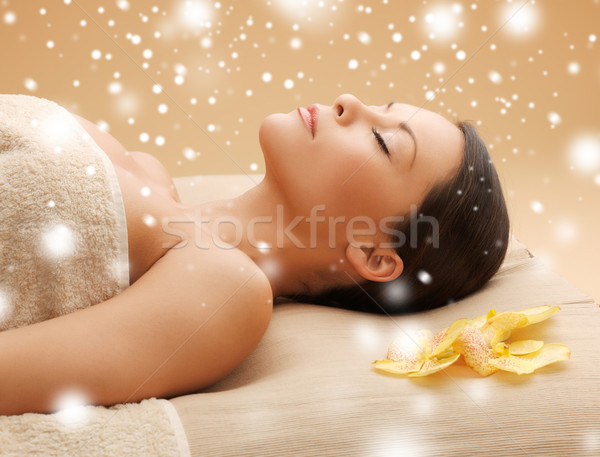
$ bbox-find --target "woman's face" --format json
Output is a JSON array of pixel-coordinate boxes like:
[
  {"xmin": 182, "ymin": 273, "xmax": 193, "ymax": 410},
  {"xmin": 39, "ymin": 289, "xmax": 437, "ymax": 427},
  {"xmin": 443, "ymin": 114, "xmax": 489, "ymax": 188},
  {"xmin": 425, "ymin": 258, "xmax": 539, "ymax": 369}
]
[{"xmin": 259, "ymin": 93, "xmax": 464, "ymax": 236}]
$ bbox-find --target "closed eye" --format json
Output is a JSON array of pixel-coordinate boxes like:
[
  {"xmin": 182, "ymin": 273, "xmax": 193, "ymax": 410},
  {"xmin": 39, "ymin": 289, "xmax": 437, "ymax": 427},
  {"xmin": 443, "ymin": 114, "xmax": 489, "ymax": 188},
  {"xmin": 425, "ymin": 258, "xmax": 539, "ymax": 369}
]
[{"xmin": 372, "ymin": 127, "xmax": 390, "ymax": 156}]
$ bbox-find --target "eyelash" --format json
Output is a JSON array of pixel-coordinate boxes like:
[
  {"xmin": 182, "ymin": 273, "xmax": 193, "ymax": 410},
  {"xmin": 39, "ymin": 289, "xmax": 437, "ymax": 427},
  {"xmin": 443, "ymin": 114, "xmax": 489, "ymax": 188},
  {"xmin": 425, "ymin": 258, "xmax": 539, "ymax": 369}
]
[{"xmin": 372, "ymin": 127, "xmax": 390, "ymax": 156}]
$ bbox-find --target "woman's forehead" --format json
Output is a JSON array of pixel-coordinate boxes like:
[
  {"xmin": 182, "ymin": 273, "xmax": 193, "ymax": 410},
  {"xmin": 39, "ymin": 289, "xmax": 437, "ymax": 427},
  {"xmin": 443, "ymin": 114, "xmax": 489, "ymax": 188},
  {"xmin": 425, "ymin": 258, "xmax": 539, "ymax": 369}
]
[{"xmin": 395, "ymin": 103, "xmax": 454, "ymax": 126}]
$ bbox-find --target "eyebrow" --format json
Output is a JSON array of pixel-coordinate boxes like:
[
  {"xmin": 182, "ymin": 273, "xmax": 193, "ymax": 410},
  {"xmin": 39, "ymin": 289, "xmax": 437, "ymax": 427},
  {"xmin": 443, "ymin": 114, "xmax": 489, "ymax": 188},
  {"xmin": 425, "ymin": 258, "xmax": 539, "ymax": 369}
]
[{"xmin": 387, "ymin": 102, "xmax": 418, "ymax": 168}]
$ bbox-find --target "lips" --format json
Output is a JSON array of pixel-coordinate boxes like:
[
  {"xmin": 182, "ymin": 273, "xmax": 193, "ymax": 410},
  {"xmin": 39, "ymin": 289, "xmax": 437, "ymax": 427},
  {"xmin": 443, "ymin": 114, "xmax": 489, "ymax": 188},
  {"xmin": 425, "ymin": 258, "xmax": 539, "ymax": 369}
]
[{"xmin": 297, "ymin": 104, "xmax": 319, "ymax": 137}]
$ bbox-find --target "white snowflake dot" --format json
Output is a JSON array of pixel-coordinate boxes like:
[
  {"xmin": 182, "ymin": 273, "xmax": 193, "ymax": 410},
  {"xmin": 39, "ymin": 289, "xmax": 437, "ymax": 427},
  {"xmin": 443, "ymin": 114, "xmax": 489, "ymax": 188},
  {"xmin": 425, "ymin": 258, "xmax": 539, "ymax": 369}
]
[
  {"xmin": 570, "ymin": 135, "xmax": 600, "ymax": 172},
  {"xmin": 488, "ymin": 70, "xmax": 502, "ymax": 84},
  {"xmin": 567, "ymin": 61, "xmax": 580, "ymax": 74},
  {"xmin": 24, "ymin": 78, "xmax": 38, "ymax": 91},
  {"xmin": 108, "ymin": 82, "xmax": 122, "ymax": 94},
  {"xmin": 417, "ymin": 270, "xmax": 433, "ymax": 285},
  {"xmin": 142, "ymin": 214, "xmax": 157, "ymax": 227},
  {"xmin": 290, "ymin": 37, "xmax": 302, "ymax": 49},
  {"xmin": 183, "ymin": 147, "xmax": 197, "ymax": 161},
  {"xmin": 433, "ymin": 62, "xmax": 445, "ymax": 74},
  {"xmin": 41, "ymin": 224, "xmax": 75, "ymax": 259},
  {"xmin": 358, "ymin": 31, "xmax": 371, "ymax": 44},
  {"xmin": 4, "ymin": 11, "xmax": 16, "ymax": 24},
  {"xmin": 530, "ymin": 201, "xmax": 544, "ymax": 214},
  {"xmin": 548, "ymin": 112, "xmax": 561, "ymax": 125}
]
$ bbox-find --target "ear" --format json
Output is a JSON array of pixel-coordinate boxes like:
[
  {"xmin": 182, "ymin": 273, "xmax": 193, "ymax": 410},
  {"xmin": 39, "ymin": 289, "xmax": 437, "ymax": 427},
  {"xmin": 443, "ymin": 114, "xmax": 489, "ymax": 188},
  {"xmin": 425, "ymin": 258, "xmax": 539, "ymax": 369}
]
[{"xmin": 345, "ymin": 244, "xmax": 404, "ymax": 282}]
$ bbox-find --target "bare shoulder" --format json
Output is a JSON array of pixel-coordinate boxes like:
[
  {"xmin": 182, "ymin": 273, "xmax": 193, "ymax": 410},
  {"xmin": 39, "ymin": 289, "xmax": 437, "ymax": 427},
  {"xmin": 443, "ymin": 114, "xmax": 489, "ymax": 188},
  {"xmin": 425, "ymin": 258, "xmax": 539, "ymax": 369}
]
[
  {"xmin": 69, "ymin": 112, "xmax": 138, "ymax": 171},
  {"xmin": 131, "ymin": 241, "xmax": 274, "ymax": 365},
  {"xmin": 129, "ymin": 150, "xmax": 182, "ymax": 202},
  {"xmin": 147, "ymin": 241, "xmax": 274, "ymax": 322},
  {"xmin": 70, "ymin": 112, "xmax": 181, "ymax": 202}
]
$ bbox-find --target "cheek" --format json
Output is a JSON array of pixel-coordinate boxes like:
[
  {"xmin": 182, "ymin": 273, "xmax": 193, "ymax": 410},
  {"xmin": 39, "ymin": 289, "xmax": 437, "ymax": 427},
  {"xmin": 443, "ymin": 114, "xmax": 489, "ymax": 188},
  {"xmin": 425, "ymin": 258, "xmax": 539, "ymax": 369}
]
[
  {"xmin": 307, "ymin": 139, "xmax": 386, "ymax": 215},
  {"xmin": 339, "ymin": 161, "xmax": 403, "ymax": 220}
]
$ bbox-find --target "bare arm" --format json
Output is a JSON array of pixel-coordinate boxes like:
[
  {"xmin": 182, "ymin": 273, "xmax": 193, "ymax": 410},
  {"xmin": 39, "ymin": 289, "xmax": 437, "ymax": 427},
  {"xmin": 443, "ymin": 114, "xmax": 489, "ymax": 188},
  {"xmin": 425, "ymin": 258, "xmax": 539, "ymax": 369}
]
[{"xmin": 0, "ymin": 245, "xmax": 272, "ymax": 416}]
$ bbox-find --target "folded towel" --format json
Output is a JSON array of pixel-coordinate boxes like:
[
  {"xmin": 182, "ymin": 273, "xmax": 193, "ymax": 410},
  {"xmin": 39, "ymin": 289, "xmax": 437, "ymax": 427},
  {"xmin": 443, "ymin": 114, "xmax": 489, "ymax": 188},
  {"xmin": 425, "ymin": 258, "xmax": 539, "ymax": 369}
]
[
  {"xmin": 0, "ymin": 397, "xmax": 191, "ymax": 457},
  {"xmin": 0, "ymin": 94, "xmax": 129, "ymax": 331}
]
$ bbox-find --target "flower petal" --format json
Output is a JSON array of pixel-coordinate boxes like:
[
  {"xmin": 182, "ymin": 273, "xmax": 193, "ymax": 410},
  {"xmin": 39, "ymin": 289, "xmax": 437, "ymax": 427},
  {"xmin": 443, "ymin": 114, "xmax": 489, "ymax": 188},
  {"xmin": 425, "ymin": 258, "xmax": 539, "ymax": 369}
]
[
  {"xmin": 387, "ymin": 332, "xmax": 429, "ymax": 364},
  {"xmin": 470, "ymin": 310, "xmax": 493, "ymax": 329},
  {"xmin": 488, "ymin": 343, "xmax": 570, "ymax": 375},
  {"xmin": 454, "ymin": 326, "xmax": 499, "ymax": 376},
  {"xmin": 432, "ymin": 318, "xmax": 468, "ymax": 357},
  {"xmin": 481, "ymin": 312, "xmax": 528, "ymax": 345},
  {"xmin": 372, "ymin": 359, "xmax": 424, "ymax": 375},
  {"xmin": 507, "ymin": 339, "xmax": 545, "ymax": 355},
  {"xmin": 520, "ymin": 305, "xmax": 561, "ymax": 325},
  {"xmin": 490, "ymin": 328, "xmax": 511, "ymax": 347},
  {"xmin": 486, "ymin": 312, "xmax": 529, "ymax": 331},
  {"xmin": 416, "ymin": 329, "xmax": 435, "ymax": 354},
  {"xmin": 408, "ymin": 353, "xmax": 461, "ymax": 377}
]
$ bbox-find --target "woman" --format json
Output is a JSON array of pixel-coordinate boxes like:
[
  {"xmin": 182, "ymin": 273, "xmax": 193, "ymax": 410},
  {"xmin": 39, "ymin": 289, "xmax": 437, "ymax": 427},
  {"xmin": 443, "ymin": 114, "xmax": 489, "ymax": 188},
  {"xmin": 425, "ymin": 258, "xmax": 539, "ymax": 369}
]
[{"xmin": 0, "ymin": 94, "xmax": 509, "ymax": 416}]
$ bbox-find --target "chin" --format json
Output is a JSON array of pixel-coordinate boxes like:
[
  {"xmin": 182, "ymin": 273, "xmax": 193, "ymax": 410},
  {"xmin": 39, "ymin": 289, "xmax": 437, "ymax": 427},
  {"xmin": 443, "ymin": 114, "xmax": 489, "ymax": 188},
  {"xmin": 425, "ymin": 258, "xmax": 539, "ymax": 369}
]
[
  {"xmin": 258, "ymin": 113, "xmax": 281, "ymax": 151},
  {"xmin": 258, "ymin": 112, "xmax": 302, "ymax": 162}
]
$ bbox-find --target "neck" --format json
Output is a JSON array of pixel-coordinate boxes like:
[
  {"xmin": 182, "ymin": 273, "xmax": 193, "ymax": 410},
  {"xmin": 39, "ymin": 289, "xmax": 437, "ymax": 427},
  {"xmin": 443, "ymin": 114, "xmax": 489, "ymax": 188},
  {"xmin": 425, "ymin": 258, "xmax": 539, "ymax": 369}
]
[{"xmin": 177, "ymin": 174, "xmax": 347, "ymax": 298}]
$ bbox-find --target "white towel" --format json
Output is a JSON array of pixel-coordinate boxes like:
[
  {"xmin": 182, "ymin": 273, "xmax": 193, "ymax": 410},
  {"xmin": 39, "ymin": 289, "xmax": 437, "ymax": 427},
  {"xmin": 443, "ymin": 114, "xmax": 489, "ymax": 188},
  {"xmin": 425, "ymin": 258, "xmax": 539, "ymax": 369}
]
[
  {"xmin": 0, "ymin": 94, "xmax": 129, "ymax": 331},
  {"xmin": 0, "ymin": 397, "xmax": 191, "ymax": 457}
]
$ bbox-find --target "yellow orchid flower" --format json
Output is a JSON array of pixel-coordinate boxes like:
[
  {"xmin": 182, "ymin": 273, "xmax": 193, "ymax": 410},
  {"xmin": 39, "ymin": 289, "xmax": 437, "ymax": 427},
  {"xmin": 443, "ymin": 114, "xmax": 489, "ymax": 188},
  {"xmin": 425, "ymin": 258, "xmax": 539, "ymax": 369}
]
[
  {"xmin": 372, "ymin": 318, "xmax": 468, "ymax": 377},
  {"xmin": 454, "ymin": 305, "xmax": 570, "ymax": 376},
  {"xmin": 373, "ymin": 305, "xmax": 570, "ymax": 378}
]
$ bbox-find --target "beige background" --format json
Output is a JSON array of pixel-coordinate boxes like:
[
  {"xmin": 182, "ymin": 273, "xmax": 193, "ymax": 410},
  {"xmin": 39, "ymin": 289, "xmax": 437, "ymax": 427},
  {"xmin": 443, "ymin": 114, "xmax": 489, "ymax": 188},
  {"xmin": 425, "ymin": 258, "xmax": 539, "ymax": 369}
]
[{"xmin": 0, "ymin": 0, "xmax": 598, "ymax": 302}]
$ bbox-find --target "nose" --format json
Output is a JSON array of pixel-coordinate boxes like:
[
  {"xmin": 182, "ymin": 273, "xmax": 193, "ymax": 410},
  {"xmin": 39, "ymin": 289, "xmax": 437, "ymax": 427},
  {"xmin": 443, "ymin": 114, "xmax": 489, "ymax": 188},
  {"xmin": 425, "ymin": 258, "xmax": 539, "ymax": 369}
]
[{"xmin": 333, "ymin": 93, "xmax": 365, "ymax": 126}]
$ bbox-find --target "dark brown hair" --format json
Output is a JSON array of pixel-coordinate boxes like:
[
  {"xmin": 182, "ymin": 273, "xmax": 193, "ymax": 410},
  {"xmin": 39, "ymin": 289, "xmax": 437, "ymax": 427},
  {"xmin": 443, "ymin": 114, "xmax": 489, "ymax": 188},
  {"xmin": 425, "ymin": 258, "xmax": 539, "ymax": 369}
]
[{"xmin": 283, "ymin": 121, "xmax": 510, "ymax": 314}]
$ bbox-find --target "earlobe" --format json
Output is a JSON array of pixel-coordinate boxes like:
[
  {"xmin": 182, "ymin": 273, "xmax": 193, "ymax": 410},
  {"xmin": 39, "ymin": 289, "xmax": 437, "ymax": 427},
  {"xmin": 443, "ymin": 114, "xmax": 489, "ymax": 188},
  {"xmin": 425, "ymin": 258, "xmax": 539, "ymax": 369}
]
[{"xmin": 346, "ymin": 244, "xmax": 404, "ymax": 283}]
